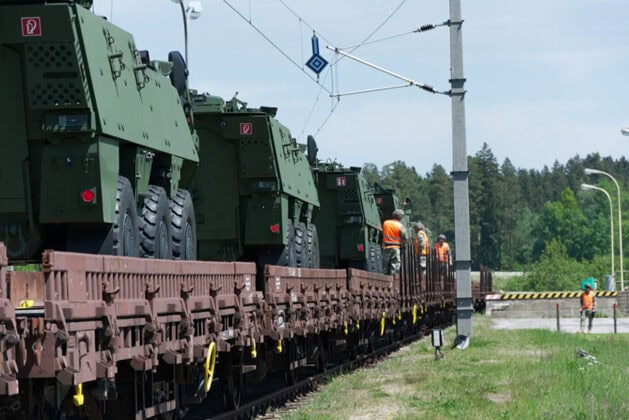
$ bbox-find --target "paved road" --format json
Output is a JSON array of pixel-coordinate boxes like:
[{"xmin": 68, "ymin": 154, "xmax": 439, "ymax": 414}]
[{"xmin": 491, "ymin": 318, "xmax": 629, "ymax": 334}]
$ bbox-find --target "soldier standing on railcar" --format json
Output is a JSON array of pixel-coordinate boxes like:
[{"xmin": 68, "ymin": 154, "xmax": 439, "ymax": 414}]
[
  {"xmin": 414, "ymin": 222, "xmax": 430, "ymax": 274},
  {"xmin": 382, "ymin": 209, "xmax": 407, "ymax": 274}
]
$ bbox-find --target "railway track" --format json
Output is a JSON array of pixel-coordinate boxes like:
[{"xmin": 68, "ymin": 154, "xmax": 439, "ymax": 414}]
[
  {"xmin": 188, "ymin": 325, "xmax": 447, "ymax": 419},
  {"xmin": 0, "ymin": 240, "xmax": 480, "ymax": 419}
]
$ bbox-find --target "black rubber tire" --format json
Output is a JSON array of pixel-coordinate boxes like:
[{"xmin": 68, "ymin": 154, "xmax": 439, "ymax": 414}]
[
  {"xmin": 374, "ymin": 244, "xmax": 383, "ymax": 274},
  {"xmin": 294, "ymin": 221, "xmax": 307, "ymax": 268},
  {"xmin": 113, "ymin": 176, "xmax": 140, "ymax": 257},
  {"xmin": 278, "ymin": 220, "xmax": 297, "ymax": 267},
  {"xmin": 306, "ymin": 224, "xmax": 320, "ymax": 268},
  {"xmin": 170, "ymin": 188, "xmax": 197, "ymax": 260},
  {"xmin": 139, "ymin": 185, "xmax": 172, "ymax": 259},
  {"xmin": 360, "ymin": 242, "xmax": 378, "ymax": 273}
]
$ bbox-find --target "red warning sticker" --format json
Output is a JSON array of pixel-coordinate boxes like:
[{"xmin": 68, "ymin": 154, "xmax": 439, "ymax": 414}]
[
  {"xmin": 21, "ymin": 17, "xmax": 42, "ymax": 37},
  {"xmin": 240, "ymin": 123, "xmax": 253, "ymax": 136},
  {"xmin": 336, "ymin": 176, "xmax": 346, "ymax": 187}
]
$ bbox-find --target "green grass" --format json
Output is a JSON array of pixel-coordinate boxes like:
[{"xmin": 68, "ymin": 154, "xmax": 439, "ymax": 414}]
[{"xmin": 281, "ymin": 315, "xmax": 629, "ymax": 419}]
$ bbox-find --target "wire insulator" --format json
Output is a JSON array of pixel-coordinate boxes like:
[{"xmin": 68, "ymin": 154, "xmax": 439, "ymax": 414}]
[
  {"xmin": 420, "ymin": 84, "xmax": 436, "ymax": 93},
  {"xmin": 418, "ymin": 24, "xmax": 436, "ymax": 32}
]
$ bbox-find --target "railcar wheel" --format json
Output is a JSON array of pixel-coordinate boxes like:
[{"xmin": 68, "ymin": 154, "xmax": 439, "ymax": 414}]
[
  {"xmin": 283, "ymin": 339, "xmax": 299, "ymax": 386},
  {"xmin": 317, "ymin": 337, "xmax": 328, "ymax": 373},
  {"xmin": 306, "ymin": 224, "xmax": 320, "ymax": 268},
  {"xmin": 170, "ymin": 188, "xmax": 197, "ymax": 260},
  {"xmin": 222, "ymin": 351, "xmax": 243, "ymax": 410},
  {"xmin": 139, "ymin": 185, "xmax": 172, "ymax": 259},
  {"xmin": 113, "ymin": 176, "xmax": 140, "ymax": 257}
]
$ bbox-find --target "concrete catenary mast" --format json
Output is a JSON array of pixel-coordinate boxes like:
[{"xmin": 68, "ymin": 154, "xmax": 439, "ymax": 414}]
[{"xmin": 449, "ymin": 0, "xmax": 473, "ymax": 341}]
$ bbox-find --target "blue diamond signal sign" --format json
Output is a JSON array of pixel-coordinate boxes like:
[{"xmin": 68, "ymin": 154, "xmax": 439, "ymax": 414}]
[
  {"xmin": 306, "ymin": 33, "xmax": 328, "ymax": 75},
  {"xmin": 306, "ymin": 54, "xmax": 328, "ymax": 74}
]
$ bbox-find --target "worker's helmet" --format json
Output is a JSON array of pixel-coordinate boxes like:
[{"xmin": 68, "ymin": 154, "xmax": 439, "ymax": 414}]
[
  {"xmin": 392, "ymin": 209, "xmax": 405, "ymax": 219},
  {"xmin": 415, "ymin": 222, "xmax": 424, "ymax": 230},
  {"xmin": 585, "ymin": 284, "xmax": 592, "ymax": 290},
  {"xmin": 438, "ymin": 234, "xmax": 446, "ymax": 240}
]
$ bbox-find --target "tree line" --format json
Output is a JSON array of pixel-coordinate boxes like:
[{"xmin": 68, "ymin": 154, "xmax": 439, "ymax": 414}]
[{"xmin": 364, "ymin": 143, "xmax": 629, "ymax": 290}]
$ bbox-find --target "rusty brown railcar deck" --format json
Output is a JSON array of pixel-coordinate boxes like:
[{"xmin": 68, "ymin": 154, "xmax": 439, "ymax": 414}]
[
  {"xmin": 262, "ymin": 265, "xmax": 348, "ymax": 339},
  {"xmin": 3, "ymin": 245, "xmax": 259, "ymax": 394}
]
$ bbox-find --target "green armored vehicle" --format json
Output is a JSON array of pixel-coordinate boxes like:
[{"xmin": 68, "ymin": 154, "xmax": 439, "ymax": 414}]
[
  {"xmin": 0, "ymin": 0, "xmax": 199, "ymax": 260},
  {"xmin": 312, "ymin": 161, "xmax": 383, "ymax": 272},
  {"xmin": 374, "ymin": 184, "xmax": 412, "ymax": 228},
  {"xmin": 191, "ymin": 93, "xmax": 320, "ymax": 272}
]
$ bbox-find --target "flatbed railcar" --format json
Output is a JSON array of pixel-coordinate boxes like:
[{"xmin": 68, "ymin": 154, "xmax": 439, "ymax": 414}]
[{"xmin": 0, "ymin": 240, "xmax": 460, "ymax": 419}]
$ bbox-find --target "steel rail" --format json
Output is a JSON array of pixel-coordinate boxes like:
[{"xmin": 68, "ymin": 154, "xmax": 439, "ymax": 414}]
[{"xmin": 194, "ymin": 318, "xmax": 453, "ymax": 419}]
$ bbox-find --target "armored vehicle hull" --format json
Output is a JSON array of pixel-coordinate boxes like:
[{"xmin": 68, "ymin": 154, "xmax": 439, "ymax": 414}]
[
  {"xmin": 313, "ymin": 165, "xmax": 383, "ymax": 272},
  {"xmin": 191, "ymin": 94, "xmax": 319, "ymax": 275},
  {"xmin": 0, "ymin": 1, "xmax": 198, "ymax": 260}
]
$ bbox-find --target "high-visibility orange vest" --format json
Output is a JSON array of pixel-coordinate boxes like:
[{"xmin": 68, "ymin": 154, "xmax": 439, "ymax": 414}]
[
  {"xmin": 435, "ymin": 241, "xmax": 450, "ymax": 262},
  {"xmin": 581, "ymin": 291, "xmax": 595, "ymax": 310},
  {"xmin": 418, "ymin": 230, "xmax": 429, "ymax": 255},
  {"xmin": 383, "ymin": 220, "xmax": 403, "ymax": 249}
]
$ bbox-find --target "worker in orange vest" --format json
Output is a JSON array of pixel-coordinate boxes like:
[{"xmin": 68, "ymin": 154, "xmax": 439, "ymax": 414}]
[
  {"xmin": 435, "ymin": 234, "xmax": 452, "ymax": 275},
  {"xmin": 413, "ymin": 222, "xmax": 429, "ymax": 273},
  {"xmin": 579, "ymin": 284, "xmax": 596, "ymax": 333},
  {"xmin": 382, "ymin": 209, "xmax": 407, "ymax": 274}
]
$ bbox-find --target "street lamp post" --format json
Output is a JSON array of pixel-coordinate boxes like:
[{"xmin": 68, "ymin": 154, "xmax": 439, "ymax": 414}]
[
  {"xmin": 582, "ymin": 183, "xmax": 615, "ymax": 284},
  {"xmin": 585, "ymin": 168, "xmax": 624, "ymax": 290},
  {"xmin": 171, "ymin": 0, "xmax": 203, "ymax": 65}
]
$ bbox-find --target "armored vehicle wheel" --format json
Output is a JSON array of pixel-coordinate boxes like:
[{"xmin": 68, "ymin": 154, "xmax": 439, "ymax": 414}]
[
  {"xmin": 306, "ymin": 224, "xmax": 320, "ymax": 268},
  {"xmin": 65, "ymin": 177, "xmax": 140, "ymax": 254},
  {"xmin": 373, "ymin": 244, "xmax": 383, "ymax": 273},
  {"xmin": 294, "ymin": 222, "xmax": 307, "ymax": 268},
  {"xmin": 170, "ymin": 189, "xmax": 197, "ymax": 260},
  {"xmin": 278, "ymin": 220, "xmax": 297, "ymax": 267},
  {"xmin": 254, "ymin": 221, "xmax": 297, "ymax": 275},
  {"xmin": 113, "ymin": 176, "xmax": 140, "ymax": 257},
  {"xmin": 365, "ymin": 242, "xmax": 384, "ymax": 273},
  {"xmin": 139, "ymin": 185, "xmax": 172, "ymax": 259}
]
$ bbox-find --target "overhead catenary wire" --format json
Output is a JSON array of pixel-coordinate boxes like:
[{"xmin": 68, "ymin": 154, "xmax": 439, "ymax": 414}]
[
  {"xmin": 222, "ymin": 0, "xmax": 413, "ymax": 138},
  {"xmin": 222, "ymin": 0, "xmax": 333, "ymax": 95},
  {"xmin": 332, "ymin": 0, "xmax": 408, "ymax": 66},
  {"xmin": 329, "ymin": 83, "xmax": 413, "ymax": 97},
  {"xmin": 276, "ymin": 0, "xmax": 336, "ymax": 46},
  {"xmin": 337, "ymin": 22, "xmax": 449, "ymax": 50},
  {"xmin": 223, "ymin": 0, "xmax": 341, "ymax": 139},
  {"xmin": 284, "ymin": 0, "xmax": 410, "ymax": 138}
]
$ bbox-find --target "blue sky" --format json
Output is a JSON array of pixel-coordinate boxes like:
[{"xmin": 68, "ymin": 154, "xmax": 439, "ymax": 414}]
[{"xmin": 95, "ymin": 0, "xmax": 629, "ymax": 175}]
